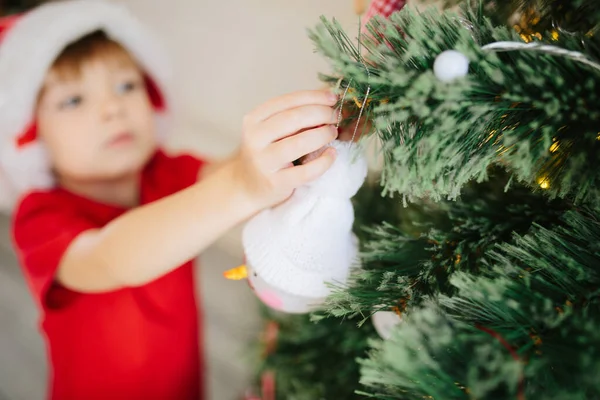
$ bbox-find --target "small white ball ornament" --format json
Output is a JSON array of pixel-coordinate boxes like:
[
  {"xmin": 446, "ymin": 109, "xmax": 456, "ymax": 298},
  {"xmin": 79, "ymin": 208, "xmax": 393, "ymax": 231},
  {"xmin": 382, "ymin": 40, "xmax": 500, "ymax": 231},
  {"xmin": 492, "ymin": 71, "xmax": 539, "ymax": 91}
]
[
  {"xmin": 433, "ymin": 50, "xmax": 470, "ymax": 82},
  {"xmin": 372, "ymin": 310, "xmax": 403, "ymax": 340}
]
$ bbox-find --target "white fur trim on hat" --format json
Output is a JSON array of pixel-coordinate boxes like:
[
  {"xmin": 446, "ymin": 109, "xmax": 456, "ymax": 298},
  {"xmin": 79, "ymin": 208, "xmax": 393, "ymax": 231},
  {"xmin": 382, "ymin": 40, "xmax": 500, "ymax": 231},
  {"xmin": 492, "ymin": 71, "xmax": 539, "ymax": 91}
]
[
  {"xmin": 0, "ymin": 0, "xmax": 173, "ymax": 213},
  {"xmin": 242, "ymin": 140, "xmax": 368, "ymax": 299}
]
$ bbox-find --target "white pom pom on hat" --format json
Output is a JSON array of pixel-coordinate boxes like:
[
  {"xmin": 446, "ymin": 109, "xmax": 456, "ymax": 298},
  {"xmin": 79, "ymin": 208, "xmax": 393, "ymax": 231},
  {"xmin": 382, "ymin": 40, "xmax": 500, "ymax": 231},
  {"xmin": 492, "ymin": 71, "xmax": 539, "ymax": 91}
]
[
  {"xmin": 0, "ymin": 0, "xmax": 173, "ymax": 213},
  {"xmin": 242, "ymin": 140, "xmax": 368, "ymax": 300}
]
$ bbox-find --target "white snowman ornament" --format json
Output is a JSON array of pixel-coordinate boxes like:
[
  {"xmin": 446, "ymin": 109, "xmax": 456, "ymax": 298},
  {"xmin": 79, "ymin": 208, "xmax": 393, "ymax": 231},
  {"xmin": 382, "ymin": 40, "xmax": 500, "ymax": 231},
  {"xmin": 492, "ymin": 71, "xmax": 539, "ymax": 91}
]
[{"xmin": 225, "ymin": 140, "xmax": 368, "ymax": 314}]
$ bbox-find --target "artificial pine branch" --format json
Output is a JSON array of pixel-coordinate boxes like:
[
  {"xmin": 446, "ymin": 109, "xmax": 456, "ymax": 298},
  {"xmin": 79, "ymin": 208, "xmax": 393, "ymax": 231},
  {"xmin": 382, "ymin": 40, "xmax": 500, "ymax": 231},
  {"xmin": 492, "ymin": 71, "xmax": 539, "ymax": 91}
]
[
  {"xmin": 309, "ymin": 5, "xmax": 600, "ymax": 207},
  {"xmin": 321, "ymin": 170, "xmax": 569, "ymax": 322},
  {"xmin": 252, "ymin": 306, "xmax": 377, "ymax": 400},
  {"xmin": 359, "ymin": 209, "xmax": 600, "ymax": 398}
]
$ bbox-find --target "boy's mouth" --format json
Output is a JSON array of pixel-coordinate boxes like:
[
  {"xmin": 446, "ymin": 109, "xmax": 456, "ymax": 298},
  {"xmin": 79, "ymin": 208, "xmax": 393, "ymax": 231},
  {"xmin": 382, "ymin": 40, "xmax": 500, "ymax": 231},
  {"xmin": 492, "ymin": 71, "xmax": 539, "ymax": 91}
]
[{"xmin": 107, "ymin": 131, "xmax": 135, "ymax": 147}]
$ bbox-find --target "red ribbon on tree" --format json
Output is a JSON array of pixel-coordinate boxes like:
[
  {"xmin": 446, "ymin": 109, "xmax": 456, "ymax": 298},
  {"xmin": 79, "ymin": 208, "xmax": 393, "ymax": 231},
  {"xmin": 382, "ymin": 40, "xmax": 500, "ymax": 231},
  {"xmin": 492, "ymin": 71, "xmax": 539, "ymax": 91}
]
[{"xmin": 476, "ymin": 324, "xmax": 526, "ymax": 400}]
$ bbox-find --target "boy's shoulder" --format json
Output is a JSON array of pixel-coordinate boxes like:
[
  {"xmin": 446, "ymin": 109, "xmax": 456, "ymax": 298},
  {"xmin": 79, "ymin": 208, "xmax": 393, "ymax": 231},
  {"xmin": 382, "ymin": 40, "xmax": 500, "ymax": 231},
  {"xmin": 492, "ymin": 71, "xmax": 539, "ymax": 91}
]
[
  {"xmin": 11, "ymin": 188, "xmax": 88, "ymax": 252},
  {"xmin": 15, "ymin": 189, "xmax": 71, "ymax": 218},
  {"xmin": 12, "ymin": 189, "xmax": 82, "ymax": 235}
]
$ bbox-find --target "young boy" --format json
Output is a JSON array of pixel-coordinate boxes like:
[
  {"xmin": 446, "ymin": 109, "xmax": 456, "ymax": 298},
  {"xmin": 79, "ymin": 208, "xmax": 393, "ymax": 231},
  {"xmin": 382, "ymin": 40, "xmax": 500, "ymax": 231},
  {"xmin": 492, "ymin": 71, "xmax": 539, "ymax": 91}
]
[{"xmin": 0, "ymin": 1, "xmax": 338, "ymax": 399}]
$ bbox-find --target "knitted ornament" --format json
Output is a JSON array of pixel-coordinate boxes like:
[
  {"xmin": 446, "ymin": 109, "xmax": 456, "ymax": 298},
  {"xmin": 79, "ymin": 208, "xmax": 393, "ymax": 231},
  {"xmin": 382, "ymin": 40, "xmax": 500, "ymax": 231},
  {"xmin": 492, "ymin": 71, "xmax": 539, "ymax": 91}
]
[
  {"xmin": 226, "ymin": 140, "xmax": 368, "ymax": 314},
  {"xmin": 0, "ymin": 0, "xmax": 172, "ymax": 213}
]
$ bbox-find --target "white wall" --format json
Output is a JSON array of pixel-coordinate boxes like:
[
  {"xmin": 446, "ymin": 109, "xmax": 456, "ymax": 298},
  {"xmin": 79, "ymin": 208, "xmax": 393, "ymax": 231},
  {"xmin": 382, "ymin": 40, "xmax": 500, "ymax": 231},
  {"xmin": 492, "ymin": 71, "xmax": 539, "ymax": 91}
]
[{"xmin": 112, "ymin": 0, "xmax": 362, "ymax": 158}]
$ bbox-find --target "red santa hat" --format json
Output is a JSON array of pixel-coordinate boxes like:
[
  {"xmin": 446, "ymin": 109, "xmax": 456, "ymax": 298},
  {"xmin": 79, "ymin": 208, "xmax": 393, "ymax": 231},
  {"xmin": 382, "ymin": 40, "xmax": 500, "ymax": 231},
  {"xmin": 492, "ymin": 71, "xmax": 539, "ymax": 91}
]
[{"xmin": 0, "ymin": 0, "xmax": 172, "ymax": 212}]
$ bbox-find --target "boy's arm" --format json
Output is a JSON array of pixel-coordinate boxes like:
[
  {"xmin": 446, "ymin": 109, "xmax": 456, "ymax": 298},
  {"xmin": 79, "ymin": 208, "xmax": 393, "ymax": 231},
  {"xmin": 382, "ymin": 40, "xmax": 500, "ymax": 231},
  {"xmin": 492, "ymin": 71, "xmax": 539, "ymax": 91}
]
[
  {"xmin": 197, "ymin": 154, "xmax": 233, "ymax": 180},
  {"xmin": 57, "ymin": 163, "xmax": 251, "ymax": 291},
  {"xmin": 57, "ymin": 90, "xmax": 339, "ymax": 293}
]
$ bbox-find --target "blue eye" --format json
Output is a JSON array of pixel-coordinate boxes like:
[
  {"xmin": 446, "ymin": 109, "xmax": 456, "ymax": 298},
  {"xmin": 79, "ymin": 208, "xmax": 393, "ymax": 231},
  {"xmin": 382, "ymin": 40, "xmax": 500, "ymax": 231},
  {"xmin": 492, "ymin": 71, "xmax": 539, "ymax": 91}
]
[
  {"xmin": 117, "ymin": 80, "xmax": 139, "ymax": 94},
  {"xmin": 59, "ymin": 95, "xmax": 83, "ymax": 109}
]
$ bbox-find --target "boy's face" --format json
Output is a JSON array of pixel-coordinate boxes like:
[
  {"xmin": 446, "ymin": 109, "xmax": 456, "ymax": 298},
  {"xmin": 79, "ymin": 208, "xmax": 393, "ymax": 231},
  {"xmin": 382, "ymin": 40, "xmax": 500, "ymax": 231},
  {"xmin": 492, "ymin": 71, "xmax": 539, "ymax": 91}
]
[{"xmin": 36, "ymin": 57, "xmax": 157, "ymax": 183}]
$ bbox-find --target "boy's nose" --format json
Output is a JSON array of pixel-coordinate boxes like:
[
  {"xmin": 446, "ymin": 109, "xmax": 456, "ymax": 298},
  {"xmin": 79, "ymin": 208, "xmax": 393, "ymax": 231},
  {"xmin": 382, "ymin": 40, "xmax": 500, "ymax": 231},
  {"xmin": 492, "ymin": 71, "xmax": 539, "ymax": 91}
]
[{"xmin": 101, "ymin": 95, "xmax": 126, "ymax": 120}]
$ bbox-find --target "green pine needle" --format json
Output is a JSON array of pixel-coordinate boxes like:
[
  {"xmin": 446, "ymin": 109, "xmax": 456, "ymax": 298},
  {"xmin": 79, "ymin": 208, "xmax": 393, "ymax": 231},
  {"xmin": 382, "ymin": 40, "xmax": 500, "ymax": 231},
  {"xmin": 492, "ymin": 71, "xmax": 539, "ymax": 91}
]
[{"xmin": 308, "ymin": 5, "xmax": 600, "ymax": 207}]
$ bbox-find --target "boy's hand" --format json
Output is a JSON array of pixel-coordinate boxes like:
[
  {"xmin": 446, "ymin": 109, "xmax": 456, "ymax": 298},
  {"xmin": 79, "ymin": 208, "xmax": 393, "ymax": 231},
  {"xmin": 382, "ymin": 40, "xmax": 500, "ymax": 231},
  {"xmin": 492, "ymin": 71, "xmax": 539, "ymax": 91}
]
[
  {"xmin": 230, "ymin": 90, "xmax": 339, "ymax": 212},
  {"xmin": 297, "ymin": 101, "xmax": 373, "ymax": 166}
]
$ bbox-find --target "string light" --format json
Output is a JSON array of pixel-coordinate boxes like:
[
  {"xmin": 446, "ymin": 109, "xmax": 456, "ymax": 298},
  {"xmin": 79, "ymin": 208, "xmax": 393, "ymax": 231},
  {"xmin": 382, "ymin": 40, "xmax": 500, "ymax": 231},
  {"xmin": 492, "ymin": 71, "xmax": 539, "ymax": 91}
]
[
  {"xmin": 513, "ymin": 8, "xmax": 543, "ymax": 43},
  {"xmin": 537, "ymin": 176, "xmax": 550, "ymax": 189},
  {"xmin": 529, "ymin": 331, "xmax": 543, "ymax": 347}
]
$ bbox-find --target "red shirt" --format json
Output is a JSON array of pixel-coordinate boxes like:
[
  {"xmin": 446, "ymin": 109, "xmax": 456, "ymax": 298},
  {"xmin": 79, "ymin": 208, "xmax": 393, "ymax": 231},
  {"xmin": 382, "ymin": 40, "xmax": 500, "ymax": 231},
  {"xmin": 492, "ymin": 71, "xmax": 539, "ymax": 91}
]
[{"xmin": 11, "ymin": 149, "xmax": 206, "ymax": 400}]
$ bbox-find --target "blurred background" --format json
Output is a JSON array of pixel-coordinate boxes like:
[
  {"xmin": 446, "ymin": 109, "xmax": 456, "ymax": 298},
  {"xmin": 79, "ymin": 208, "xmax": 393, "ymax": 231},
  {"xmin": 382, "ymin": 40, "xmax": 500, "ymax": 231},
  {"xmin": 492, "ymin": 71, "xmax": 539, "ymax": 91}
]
[{"xmin": 0, "ymin": 0, "xmax": 361, "ymax": 399}]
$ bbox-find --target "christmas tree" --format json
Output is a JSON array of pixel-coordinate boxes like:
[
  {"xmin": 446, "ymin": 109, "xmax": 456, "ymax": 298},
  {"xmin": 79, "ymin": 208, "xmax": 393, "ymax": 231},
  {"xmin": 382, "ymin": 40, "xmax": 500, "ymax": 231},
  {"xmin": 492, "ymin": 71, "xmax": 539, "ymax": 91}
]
[{"xmin": 248, "ymin": 0, "xmax": 600, "ymax": 399}]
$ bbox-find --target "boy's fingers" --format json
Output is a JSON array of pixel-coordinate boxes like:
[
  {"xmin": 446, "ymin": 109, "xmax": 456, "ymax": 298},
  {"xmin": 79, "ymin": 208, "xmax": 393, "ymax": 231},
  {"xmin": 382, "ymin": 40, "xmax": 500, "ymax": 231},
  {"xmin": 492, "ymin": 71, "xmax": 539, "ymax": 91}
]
[
  {"xmin": 256, "ymin": 105, "xmax": 337, "ymax": 146},
  {"xmin": 246, "ymin": 90, "xmax": 337, "ymax": 124},
  {"xmin": 277, "ymin": 147, "xmax": 336, "ymax": 187},
  {"xmin": 265, "ymin": 125, "xmax": 337, "ymax": 169}
]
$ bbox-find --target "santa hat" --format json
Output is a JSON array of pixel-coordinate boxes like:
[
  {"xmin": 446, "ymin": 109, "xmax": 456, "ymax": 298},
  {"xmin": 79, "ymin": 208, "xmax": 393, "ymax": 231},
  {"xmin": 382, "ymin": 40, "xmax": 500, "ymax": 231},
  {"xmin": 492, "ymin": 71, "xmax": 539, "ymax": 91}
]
[{"xmin": 0, "ymin": 0, "xmax": 172, "ymax": 212}]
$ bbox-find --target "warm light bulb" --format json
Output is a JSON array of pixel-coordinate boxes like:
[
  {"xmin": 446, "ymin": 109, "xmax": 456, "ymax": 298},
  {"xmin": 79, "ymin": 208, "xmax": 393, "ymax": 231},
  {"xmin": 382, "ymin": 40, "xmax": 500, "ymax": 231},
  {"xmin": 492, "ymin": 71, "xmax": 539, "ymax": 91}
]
[{"xmin": 537, "ymin": 177, "xmax": 550, "ymax": 189}]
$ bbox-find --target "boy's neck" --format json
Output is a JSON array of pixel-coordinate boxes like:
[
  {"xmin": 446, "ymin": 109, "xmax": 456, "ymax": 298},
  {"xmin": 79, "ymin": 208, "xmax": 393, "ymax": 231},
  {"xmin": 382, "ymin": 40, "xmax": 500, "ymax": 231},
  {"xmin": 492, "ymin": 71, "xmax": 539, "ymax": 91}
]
[{"xmin": 58, "ymin": 173, "xmax": 141, "ymax": 208}]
